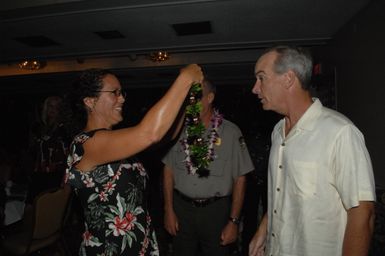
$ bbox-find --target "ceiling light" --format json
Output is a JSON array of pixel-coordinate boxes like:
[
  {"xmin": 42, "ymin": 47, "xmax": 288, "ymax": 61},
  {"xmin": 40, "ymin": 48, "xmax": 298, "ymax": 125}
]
[
  {"xmin": 149, "ymin": 51, "xmax": 169, "ymax": 62},
  {"xmin": 18, "ymin": 60, "xmax": 46, "ymax": 70}
]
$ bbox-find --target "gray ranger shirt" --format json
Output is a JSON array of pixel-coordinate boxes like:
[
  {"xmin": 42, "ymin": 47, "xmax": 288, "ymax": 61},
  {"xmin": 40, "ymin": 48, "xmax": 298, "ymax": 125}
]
[{"xmin": 163, "ymin": 118, "xmax": 254, "ymax": 198}]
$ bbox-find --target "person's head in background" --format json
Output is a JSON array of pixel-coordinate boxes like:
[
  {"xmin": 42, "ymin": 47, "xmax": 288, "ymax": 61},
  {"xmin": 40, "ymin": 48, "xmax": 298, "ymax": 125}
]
[{"xmin": 42, "ymin": 96, "xmax": 63, "ymax": 126}]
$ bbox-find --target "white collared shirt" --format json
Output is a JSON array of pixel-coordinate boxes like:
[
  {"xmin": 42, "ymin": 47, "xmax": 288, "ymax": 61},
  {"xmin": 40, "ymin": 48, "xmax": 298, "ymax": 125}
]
[{"xmin": 267, "ymin": 98, "xmax": 375, "ymax": 256}]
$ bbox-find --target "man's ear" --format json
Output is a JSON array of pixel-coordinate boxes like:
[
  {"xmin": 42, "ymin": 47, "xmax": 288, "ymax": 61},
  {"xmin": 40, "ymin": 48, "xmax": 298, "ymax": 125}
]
[
  {"xmin": 207, "ymin": 92, "xmax": 215, "ymax": 104},
  {"xmin": 284, "ymin": 70, "xmax": 296, "ymax": 89}
]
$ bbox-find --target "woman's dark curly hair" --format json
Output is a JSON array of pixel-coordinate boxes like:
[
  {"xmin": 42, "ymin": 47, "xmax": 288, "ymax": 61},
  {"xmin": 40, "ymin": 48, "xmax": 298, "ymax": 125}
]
[{"xmin": 63, "ymin": 68, "xmax": 114, "ymax": 137}]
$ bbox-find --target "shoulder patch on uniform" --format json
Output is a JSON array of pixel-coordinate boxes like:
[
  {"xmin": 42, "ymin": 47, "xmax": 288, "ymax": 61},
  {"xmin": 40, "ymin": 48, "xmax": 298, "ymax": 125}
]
[{"xmin": 239, "ymin": 136, "xmax": 246, "ymax": 149}]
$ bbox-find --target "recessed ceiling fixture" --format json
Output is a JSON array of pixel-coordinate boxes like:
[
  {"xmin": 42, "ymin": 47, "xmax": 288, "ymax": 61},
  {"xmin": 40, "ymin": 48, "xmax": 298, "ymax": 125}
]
[
  {"xmin": 172, "ymin": 21, "xmax": 212, "ymax": 36},
  {"xmin": 14, "ymin": 36, "xmax": 59, "ymax": 47},
  {"xmin": 149, "ymin": 51, "xmax": 169, "ymax": 62}
]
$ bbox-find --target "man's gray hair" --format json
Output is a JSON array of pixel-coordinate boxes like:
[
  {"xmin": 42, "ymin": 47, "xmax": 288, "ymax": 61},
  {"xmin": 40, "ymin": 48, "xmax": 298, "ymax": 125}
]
[{"xmin": 268, "ymin": 46, "xmax": 313, "ymax": 90}]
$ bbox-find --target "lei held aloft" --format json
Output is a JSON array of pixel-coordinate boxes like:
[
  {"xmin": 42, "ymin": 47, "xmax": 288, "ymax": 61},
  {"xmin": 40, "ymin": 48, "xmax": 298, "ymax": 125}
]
[{"xmin": 181, "ymin": 83, "xmax": 223, "ymax": 178}]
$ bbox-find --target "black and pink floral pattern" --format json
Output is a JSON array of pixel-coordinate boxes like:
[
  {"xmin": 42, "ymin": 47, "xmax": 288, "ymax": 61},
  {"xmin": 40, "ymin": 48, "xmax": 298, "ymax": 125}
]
[{"xmin": 65, "ymin": 130, "xmax": 159, "ymax": 256}]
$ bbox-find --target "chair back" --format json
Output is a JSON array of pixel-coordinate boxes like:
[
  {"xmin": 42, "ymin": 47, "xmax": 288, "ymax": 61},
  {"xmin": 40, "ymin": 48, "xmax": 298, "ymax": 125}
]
[{"xmin": 32, "ymin": 187, "xmax": 70, "ymax": 239}]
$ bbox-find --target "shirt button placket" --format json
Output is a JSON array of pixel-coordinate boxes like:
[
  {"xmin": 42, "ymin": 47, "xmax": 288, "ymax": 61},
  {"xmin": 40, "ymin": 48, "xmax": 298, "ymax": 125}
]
[
  {"xmin": 271, "ymin": 139, "xmax": 284, "ymax": 256},
  {"xmin": 271, "ymin": 138, "xmax": 284, "ymax": 256}
]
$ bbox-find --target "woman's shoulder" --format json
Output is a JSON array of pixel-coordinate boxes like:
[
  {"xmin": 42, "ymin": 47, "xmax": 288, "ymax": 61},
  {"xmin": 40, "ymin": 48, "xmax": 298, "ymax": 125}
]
[{"xmin": 72, "ymin": 128, "xmax": 107, "ymax": 144}]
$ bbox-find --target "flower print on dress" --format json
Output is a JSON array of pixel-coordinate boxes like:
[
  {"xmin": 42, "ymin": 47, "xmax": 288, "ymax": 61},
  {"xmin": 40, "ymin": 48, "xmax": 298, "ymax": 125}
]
[
  {"xmin": 114, "ymin": 163, "xmax": 132, "ymax": 180},
  {"xmin": 86, "ymin": 201, "xmax": 107, "ymax": 231},
  {"xmin": 92, "ymin": 165, "xmax": 114, "ymax": 184},
  {"xmin": 83, "ymin": 175, "xmax": 95, "ymax": 187},
  {"xmin": 110, "ymin": 215, "xmax": 133, "ymax": 236},
  {"xmin": 65, "ymin": 130, "xmax": 159, "ymax": 255},
  {"xmin": 98, "ymin": 191, "xmax": 108, "ymax": 202},
  {"xmin": 139, "ymin": 216, "xmax": 159, "ymax": 256},
  {"xmin": 149, "ymin": 231, "xmax": 160, "ymax": 256},
  {"xmin": 82, "ymin": 228, "xmax": 102, "ymax": 247},
  {"xmin": 64, "ymin": 169, "xmax": 75, "ymax": 183},
  {"xmin": 74, "ymin": 133, "xmax": 91, "ymax": 144},
  {"xmin": 132, "ymin": 162, "xmax": 147, "ymax": 177},
  {"xmin": 103, "ymin": 181, "xmax": 116, "ymax": 193},
  {"xmin": 106, "ymin": 194, "xmax": 145, "ymax": 252},
  {"xmin": 139, "ymin": 235, "xmax": 149, "ymax": 256},
  {"xmin": 66, "ymin": 144, "xmax": 82, "ymax": 167},
  {"xmin": 85, "ymin": 164, "xmax": 124, "ymax": 205},
  {"xmin": 107, "ymin": 164, "xmax": 115, "ymax": 177}
]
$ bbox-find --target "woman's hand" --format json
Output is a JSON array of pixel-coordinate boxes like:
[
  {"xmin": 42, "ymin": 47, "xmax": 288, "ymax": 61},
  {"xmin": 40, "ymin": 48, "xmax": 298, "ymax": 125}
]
[{"xmin": 180, "ymin": 64, "xmax": 204, "ymax": 85}]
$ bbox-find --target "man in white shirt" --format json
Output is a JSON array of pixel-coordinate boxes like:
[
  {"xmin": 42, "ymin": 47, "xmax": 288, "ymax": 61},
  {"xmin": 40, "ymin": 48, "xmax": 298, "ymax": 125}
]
[{"xmin": 249, "ymin": 46, "xmax": 376, "ymax": 256}]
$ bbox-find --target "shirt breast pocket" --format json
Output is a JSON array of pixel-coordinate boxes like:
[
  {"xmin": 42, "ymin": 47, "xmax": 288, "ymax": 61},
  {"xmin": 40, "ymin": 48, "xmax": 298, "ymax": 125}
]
[
  {"xmin": 207, "ymin": 155, "xmax": 226, "ymax": 177},
  {"xmin": 290, "ymin": 160, "xmax": 318, "ymax": 198},
  {"xmin": 175, "ymin": 148, "xmax": 226, "ymax": 177}
]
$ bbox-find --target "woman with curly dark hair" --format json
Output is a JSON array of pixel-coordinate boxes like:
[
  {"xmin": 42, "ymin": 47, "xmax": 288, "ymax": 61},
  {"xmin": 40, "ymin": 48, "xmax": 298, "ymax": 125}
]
[{"xmin": 64, "ymin": 64, "xmax": 203, "ymax": 256}]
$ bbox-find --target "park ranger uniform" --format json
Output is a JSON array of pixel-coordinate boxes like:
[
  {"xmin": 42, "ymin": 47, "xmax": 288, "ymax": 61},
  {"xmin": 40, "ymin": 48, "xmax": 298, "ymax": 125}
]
[{"xmin": 163, "ymin": 118, "xmax": 254, "ymax": 256}]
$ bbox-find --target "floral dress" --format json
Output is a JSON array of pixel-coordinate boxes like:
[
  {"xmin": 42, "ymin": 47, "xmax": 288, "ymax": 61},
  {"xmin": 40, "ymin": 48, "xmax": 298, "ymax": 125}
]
[{"xmin": 65, "ymin": 130, "xmax": 159, "ymax": 256}]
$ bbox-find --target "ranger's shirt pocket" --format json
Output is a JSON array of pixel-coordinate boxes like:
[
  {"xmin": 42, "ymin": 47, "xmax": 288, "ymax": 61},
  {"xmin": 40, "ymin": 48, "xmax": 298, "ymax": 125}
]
[{"xmin": 208, "ymin": 156, "xmax": 226, "ymax": 177}]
